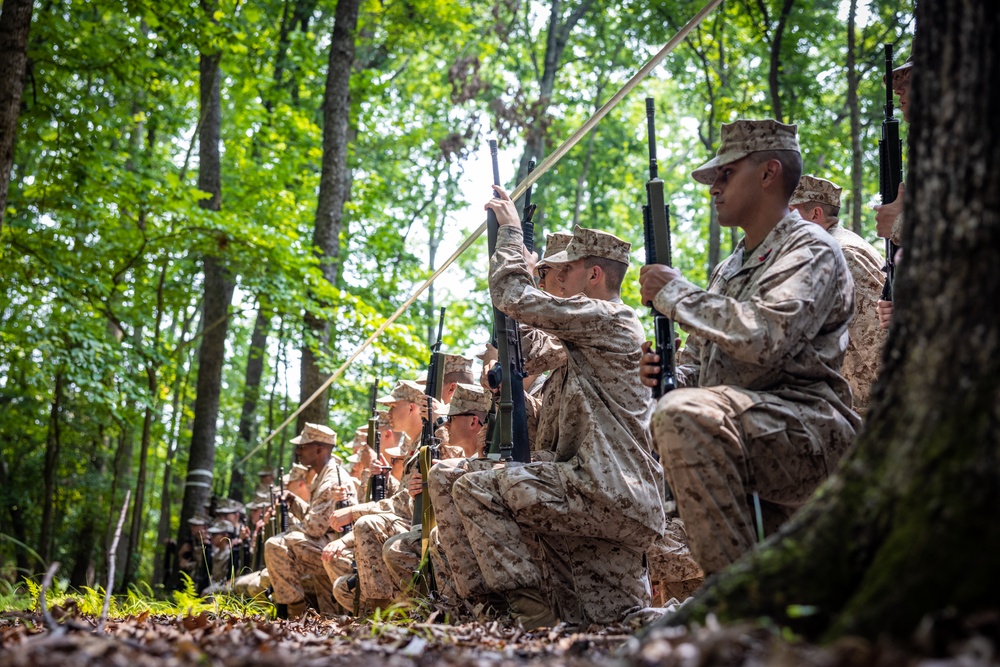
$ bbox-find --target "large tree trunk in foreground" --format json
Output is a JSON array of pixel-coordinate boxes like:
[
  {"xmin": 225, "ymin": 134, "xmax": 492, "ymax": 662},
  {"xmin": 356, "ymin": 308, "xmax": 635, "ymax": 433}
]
[
  {"xmin": 660, "ymin": 0, "xmax": 999, "ymax": 642},
  {"xmin": 297, "ymin": 0, "xmax": 359, "ymax": 431},
  {"xmin": 0, "ymin": 0, "xmax": 33, "ymax": 231}
]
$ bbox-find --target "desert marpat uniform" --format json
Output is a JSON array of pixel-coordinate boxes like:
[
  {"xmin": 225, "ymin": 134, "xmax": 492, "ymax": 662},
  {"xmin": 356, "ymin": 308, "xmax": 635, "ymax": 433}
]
[
  {"xmin": 330, "ymin": 441, "xmax": 462, "ymax": 611},
  {"xmin": 264, "ymin": 459, "xmax": 356, "ymax": 612},
  {"xmin": 452, "ymin": 224, "xmax": 666, "ymax": 624},
  {"xmin": 790, "ymin": 174, "xmax": 888, "ymax": 413},
  {"xmin": 826, "ymin": 221, "xmax": 886, "ymax": 412},
  {"xmin": 651, "ymin": 210, "xmax": 859, "ymax": 574}
]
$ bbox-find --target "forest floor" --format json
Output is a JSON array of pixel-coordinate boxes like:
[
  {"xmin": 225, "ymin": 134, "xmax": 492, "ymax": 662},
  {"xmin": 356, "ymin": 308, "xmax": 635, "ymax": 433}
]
[{"xmin": 2, "ymin": 606, "xmax": 999, "ymax": 667}]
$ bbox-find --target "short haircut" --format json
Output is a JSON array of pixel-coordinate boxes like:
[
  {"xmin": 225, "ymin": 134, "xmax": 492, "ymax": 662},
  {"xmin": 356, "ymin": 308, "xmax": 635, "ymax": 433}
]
[
  {"xmin": 443, "ymin": 371, "xmax": 474, "ymax": 385},
  {"xmin": 751, "ymin": 150, "xmax": 802, "ymax": 199},
  {"xmin": 800, "ymin": 200, "xmax": 841, "ymax": 218},
  {"xmin": 584, "ymin": 256, "xmax": 627, "ymax": 295}
]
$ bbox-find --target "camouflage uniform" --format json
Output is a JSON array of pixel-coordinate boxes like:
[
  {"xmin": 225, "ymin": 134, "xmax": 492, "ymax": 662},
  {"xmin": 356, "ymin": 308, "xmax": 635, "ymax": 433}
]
[
  {"xmin": 651, "ymin": 211, "xmax": 859, "ymax": 574},
  {"xmin": 452, "ymin": 224, "xmax": 666, "ymax": 624},
  {"xmin": 330, "ymin": 441, "xmax": 463, "ymax": 609},
  {"xmin": 263, "ymin": 458, "xmax": 357, "ymax": 612},
  {"xmin": 791, "ymin": 175, "xmax": 888, "ymax": 413}
]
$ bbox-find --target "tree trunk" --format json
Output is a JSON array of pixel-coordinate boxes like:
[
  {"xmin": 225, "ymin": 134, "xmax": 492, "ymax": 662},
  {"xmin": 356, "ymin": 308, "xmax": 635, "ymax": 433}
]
[
  {"xmin": 846, "ymin": 0, "xmax": 864, "ymax": 235},
  {"xmin": 515, "ymin": 0, "xmax": 593, "ymax": 187},
  {"xmin": 0, "ymin": 0, "xmax": 33, "ymax": 230},
  {"xmin": 230, "ymin": 300, "xmax": 271, "ymax": 501},
  {"xmin": 657, "ymin": 0, "xmax": 1000, "ymax": 642},
  {"xmin": 175, "ymin": 29, "xmax": 234, "ymax": 571},
  {"xmin": 298, "ymin": 0, "xmax": 360, "ymax": 431},
  {"xmin": 38, "ymin": 370, "xmax": 62, "ymax": 563},
  {"xmin": 0, "ymin": 447, "xmax": 29, "ymax": 575}
]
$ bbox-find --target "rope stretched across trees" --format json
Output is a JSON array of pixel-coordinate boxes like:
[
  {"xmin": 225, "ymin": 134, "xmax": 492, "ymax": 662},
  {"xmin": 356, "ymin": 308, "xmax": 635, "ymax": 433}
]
[{"xmin": 239, "ymin": 0, "xmax": 724, "ymax": 466}]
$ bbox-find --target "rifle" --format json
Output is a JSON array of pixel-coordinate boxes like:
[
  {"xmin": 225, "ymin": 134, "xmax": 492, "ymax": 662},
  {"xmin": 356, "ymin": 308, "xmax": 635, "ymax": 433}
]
[
  {"xmin": 368, "ymin": 369, "xmax": 386, "ymax": 502},
  {"xmin": 277, "ymin": 466, "xmax": 289, "ymax": 533},
  {"xmin": 412, "ymin": 307, "xmax": 446, "ymax": 528},
  {"xmin": 879, "ymin": 43, "xmax": 904, "ymax": 302},
  {"xmin": 485, "ymin": 141, "xmax": 532, "ymax": 464},
  {"xmin": 411, "ymin": 307, "xmax": 446, "ymax": 593},
  {"xmin": 642, "ymin": 98, "xmax": 678, "ymax": 400}
]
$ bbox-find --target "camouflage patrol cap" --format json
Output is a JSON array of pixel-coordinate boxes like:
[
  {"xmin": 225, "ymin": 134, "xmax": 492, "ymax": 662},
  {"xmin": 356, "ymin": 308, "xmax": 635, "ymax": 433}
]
[
  {"xmin": 188, "ymin": 514, "xmax": 211, "ymax": 526},
  {"xmin": 446, "ymin": 383, "xmax": 492, "ymax": 416},
  {"xmin": 443, "ymin": 354, "xmax": 474, "ymax": 377},
  {"xmin": 290, "ymin": 422, "xmax": 337, "ymax": 447},
  {"xmin": 691, "ymin": 119, "xmax": 800, "ymax": 185},
  {"xmin": 536, "ymin": 231, "xmax": 574, "ymax": 270},
  {"xmin": 215, "ymin": 499, "xmax": 243, "ymax": 515},
  {"xmin": 256, "ymin": 467, "xmax": 276, "ymax": 477},
  {"xmin": 789, "ymin": 175, "xmax": 843, "ymax": 209},
  {"xmin": 377, "ymin": 410, "xmax": 390, "ymax": 429},
  {"xmin": 376, "ymin": 379, "xmax": 425, "ymax": 405},
  {"xmin": 543, "ymin": 225, "xmax": 631, "ymax": 267},
  {"xmin": 283, "ymin": 462, "xmax": 310, "ymax": 485},
  {"xmin": 890, "ymin": 54, "xmax": 913, "ymax": 89},
  {"xmin": 208, "ymin": 519, "xmax": 235, "ymax": 534}
]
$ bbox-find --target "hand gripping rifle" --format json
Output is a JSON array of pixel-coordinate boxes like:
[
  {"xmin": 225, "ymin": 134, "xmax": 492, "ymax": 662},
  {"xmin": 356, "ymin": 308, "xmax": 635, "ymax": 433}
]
[
  {"xmin": 642, "ymin": 98, "xmax": 678, "ymax": 399},
  {"xmin": 412, "ymin": 308, "xmax": 446, "ymax": 593},
  {"xmin": 485, "ymin": 141, "xmax": 532, "ymax": 464},
  {"xmin": 879, "ymin": 43, "xmax": 904, "ymax": 302}
]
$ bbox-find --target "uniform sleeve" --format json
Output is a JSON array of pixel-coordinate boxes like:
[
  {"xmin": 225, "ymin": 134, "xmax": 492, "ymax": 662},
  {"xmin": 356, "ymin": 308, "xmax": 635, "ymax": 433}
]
[
  {"xmin": 891, "ymin": 211, "xmax": 904, "ymax": 247},
  {"xmin": 520, "ymin": 325, "xmax": 567, "ymax": 375},
  {"xmin": 653, "ymin": 240, "xmax": 850, "ymax": 368},
  {"xmin": 674, "ymin": 330, "xmax": 702, "ymax": 388},
  {"xmin": 301, "ymin": 484, "xmax": 337, "ymax": 539},
  {"xmin": 489, "ymin": 225, "xmax": 628, "ymax": 347}
]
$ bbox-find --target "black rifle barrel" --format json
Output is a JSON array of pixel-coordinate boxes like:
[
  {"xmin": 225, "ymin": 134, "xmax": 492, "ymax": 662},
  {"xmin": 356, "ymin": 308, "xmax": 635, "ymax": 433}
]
[
  {"xmin": 643, "ymin": 97, "xmax": 678, "ymax": 399},
  {"xmin": 879, "ymin": 43, "xmax": 904, "ymax": 302}
]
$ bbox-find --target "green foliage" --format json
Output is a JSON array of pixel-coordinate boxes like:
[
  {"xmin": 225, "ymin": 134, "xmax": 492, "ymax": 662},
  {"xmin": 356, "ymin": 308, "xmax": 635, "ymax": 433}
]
[{"xmin": 1, "ymin": 0, "xmax": 914, "ymax": 590}]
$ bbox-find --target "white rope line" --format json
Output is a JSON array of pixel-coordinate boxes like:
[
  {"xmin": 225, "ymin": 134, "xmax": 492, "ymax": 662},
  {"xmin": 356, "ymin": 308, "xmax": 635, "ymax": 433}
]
[{"xmin": 239, "ymin": 0, "xmax": 723, "ymax": 465}]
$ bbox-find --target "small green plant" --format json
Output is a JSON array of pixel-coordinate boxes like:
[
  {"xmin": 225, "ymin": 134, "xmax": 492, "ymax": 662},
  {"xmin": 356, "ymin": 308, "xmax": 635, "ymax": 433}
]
[{"xmin": 0, "ymin": 579, "xmax": 33, "ymax": 612}]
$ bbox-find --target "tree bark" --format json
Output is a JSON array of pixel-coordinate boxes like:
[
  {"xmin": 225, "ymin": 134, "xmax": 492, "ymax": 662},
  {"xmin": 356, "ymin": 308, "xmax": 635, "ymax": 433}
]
[
  {"xmin": 230, "ymin": 300, "xmax": 271, "ymax": 501},
  {"xmin": 175, "ymin": 24, "xmax": 234, "ymax": 576},
  {"xmin": 0, "ymin": 0, "xmax": 33, "ymax": 230},
  {"xmin": 846, "ymin": 0, "xmax": 864, "ymax": 235},
  {"xmin": 656, "ymin": 0, "xmax": 1000, "ymax": 642},
  {"xmin": 298, "ymin": 0, "xmax": 360, "ymax": 430},
  {"xmin": 38, "ymin": 371, "xmax": 62, "ymax": 563}
]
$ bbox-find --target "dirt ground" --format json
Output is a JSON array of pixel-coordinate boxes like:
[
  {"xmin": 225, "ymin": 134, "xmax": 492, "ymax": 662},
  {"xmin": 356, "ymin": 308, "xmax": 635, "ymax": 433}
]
[{"xmin": 2, "ymin": 607, "xmax": 999, "ymax": 667}]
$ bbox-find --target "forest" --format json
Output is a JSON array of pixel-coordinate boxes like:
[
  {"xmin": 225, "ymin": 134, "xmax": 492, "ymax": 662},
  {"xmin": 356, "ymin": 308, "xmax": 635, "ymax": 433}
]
[
  {"xmin": 28, "ymin": 0, "xmax": 1000, "ymax": 664},
  {"xmin": 0, "ymin": 0, "xmax": 915, "ymax": 594}
]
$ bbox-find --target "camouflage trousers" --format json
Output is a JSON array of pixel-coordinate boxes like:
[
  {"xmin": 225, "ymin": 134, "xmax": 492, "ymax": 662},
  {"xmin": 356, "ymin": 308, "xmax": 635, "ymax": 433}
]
[
  {"xmin": 263, "ymin": 530, "xmax": 337, "ymax": 613},
  {"xmin": 651, "ymin": 385, "xmax": 854, "ymax": 574},
  {"xmin": 321, "ymin": 530, "xmax": 357, "ymax": 615},
  {"xmin": 452, "ymin": 463, "xmax": 656, "ymax": 624},
  {"xmin": 646, "ymin": 518, "xmax": 703, "ymax": 605},
  {"xmin": 231, "ymin": 568, "xmax": 270, "ymax": 598},
  {"xmin": 353, "ymin": 513, "xmax": 411, "ymax": 601},
  {"xmin": 427, "ymin": 458, "xmax": 497, "ymax": 598},
  {"xmin": 383, "ymin": 526, "xmax": 457, "ymax": 603}
]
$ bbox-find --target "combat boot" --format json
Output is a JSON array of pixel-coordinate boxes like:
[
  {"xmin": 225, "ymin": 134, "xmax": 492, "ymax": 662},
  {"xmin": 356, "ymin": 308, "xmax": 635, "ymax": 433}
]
[
  {"xmin": 507, "ymin": 587, "xmax": 558, "ymax": 631},
  {"xmin": 286, "ymin": 599, "xmax": 308, "ymax": 620}
]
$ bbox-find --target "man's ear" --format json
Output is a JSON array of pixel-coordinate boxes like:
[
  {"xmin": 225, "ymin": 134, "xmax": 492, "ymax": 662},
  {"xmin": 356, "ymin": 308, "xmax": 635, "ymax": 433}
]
[
  {"xmin": 589, "ymin": 263, "xmax": 603, "ymax": 285},
  {"xmin": 761, "ymin": 159, "xmax": 782, "ymax": 187}
]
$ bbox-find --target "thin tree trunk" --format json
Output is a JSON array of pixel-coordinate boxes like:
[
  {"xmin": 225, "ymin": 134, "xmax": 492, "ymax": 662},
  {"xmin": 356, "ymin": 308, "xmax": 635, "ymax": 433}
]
[
  {"xmin": 847, "ymin": 0, "xmax": 864, "ymax": 234},
  {"xmin": 230, "ymin": 300, "xmax": 272, "ymax": 501},
  {"xmin": 656, "ymin": 0, "xmax": 1000, "ymax": 642},
  {"xmin": 0, "ymin": 0, "xmax": 33, "ymax": 230},
  {"xmin": 298, "ymin": 0, "xmax": 360, "ymax": 430},
  {"xmin": 0, "ymin": 447, "xmax": 29, "ymax": 574},
  {"xmin": 38, "ymin": 371, "xmax": 62, "ymax": 563},
  {"xmin": 176, "ymin": 20, "xmax": 234, "ymax": 572}
]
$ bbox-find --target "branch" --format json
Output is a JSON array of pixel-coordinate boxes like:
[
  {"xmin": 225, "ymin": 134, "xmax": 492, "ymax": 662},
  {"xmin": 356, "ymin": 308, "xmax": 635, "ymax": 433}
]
[
  {"xmin": 98, "ymin": 489, "xmax": 131, "ymax": 632},
  {"xmin": 39, "ymin": 561, "xmax": 63, "ymax": 636}
]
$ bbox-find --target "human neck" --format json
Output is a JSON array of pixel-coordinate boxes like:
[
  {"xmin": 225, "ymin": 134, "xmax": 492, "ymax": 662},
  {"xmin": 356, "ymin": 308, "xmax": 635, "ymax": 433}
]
[{"xmin": 742, "ymin": 207, "xmax": 789, "ymax": 250}]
